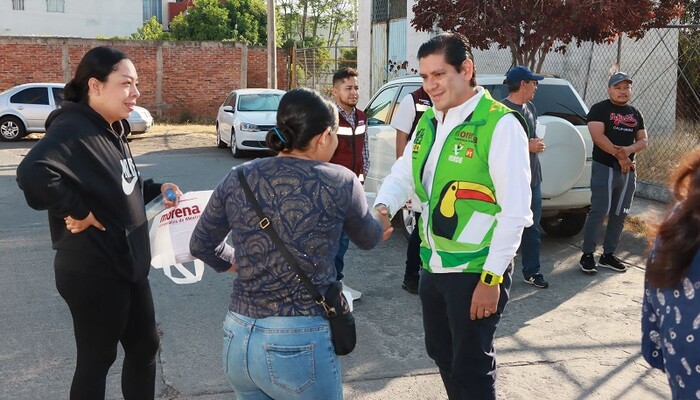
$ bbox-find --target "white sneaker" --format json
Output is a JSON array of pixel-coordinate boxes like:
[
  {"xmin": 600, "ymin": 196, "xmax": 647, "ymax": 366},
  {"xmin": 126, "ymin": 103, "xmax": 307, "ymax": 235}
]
[{"xmin": 342, "ymin": 282, "xmax": 362, "ymax": 301}]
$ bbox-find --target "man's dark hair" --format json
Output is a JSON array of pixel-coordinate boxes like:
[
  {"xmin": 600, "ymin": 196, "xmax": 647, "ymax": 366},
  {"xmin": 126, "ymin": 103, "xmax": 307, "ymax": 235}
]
[
  {"xmin": 506, "ymin": 81, "xmax": 522, "ymax": 93},
  {"xmin": 417, "ymin": 33, "xmax": 477, "ymax": 87},
  {"xmin": 332, "ymin": 67, "xmax": 358, "ymax": 86}
]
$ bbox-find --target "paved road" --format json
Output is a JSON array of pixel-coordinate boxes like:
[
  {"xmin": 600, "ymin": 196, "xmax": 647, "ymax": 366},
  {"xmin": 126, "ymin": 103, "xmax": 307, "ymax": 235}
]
[{"xmin": 0, "ymin": 131, "xmax": 671, "ymax": 399}]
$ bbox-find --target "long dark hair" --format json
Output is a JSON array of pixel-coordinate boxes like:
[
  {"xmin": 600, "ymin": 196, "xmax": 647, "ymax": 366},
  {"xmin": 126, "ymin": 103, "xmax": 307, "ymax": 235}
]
[
  {"xmin": 64, "ymin": 46, "xmax": 127, "ymax": 102},
  {"xmin": 646, "ymin": 149, "xmax": 700, "ymax": 288},
  {"xmin": 266, "ymin": 88, "xmax": 338, "ymax": 152}
]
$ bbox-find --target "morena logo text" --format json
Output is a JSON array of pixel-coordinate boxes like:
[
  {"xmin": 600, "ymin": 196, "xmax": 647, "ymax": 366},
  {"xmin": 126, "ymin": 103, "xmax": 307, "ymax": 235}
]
[{"xmin": 160, "ymin": 205, "xmax": 202, "ymax": 223}]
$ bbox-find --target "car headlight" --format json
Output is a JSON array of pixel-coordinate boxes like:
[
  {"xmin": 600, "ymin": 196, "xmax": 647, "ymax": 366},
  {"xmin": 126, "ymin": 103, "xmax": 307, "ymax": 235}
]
[{"xmin": 240, "ymin": 122, "xmax": 259, "ymax": 132}]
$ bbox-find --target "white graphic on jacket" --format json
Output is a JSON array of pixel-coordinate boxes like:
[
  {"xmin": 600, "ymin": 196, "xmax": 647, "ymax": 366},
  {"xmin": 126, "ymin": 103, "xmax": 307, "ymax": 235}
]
[{"xmin": 120, "ymin": 158, "xmax": 138, "ymax": 195}]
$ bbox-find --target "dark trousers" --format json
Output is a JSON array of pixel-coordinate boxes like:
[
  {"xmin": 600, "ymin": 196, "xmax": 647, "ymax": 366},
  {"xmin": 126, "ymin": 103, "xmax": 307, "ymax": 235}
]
[
  {"xmin": 405, "ymin": 212, "xmax": 422, "ymax": 277},
  {"xmin": 419, "ymin": 265, "xmax": 513, "ymax": 400},
  {"xmin": 55, "ymin": 266, "xmax": 160, "ymax": 400}
]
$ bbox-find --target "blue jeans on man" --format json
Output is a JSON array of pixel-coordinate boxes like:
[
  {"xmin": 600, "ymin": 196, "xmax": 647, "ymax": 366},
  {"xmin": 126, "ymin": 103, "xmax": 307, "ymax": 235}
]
[
  {"xmin": 334, "ymin": 232, "xmax": 350, "ymax": 281},
  {"xmin": 521, "ymin": 182, "xmax": 542, "ymax": 279}
]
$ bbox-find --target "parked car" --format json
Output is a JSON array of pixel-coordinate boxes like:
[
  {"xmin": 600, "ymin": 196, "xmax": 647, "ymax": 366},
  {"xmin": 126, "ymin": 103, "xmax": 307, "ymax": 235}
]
[
  {"xmin": 0, "ymin": 83, "xmax": 153, "ymax": 141},
  {"xmin": 364, "ymin": 74, "xmax": 592, "ymax": 238},
  {"xmin": 215, "ymin": 88, "xmax": 285, "ymax": 158}
]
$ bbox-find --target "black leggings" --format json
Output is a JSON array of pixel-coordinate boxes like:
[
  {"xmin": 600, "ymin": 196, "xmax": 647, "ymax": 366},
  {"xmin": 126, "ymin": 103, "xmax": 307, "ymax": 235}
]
[{"xmin": 55, "ymin": 268, "xmax": 160, "ymax": 400}]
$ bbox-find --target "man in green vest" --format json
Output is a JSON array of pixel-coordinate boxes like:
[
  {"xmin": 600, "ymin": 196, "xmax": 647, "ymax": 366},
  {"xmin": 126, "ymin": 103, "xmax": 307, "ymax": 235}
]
[{"xmin": 374, "ymin": 33, "xmax": 533, "ymax": 399}]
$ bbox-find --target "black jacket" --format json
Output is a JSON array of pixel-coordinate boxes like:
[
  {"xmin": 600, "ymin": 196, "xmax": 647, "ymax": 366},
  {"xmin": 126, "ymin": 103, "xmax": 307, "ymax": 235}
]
[{"xmin": 16, "ymin": 101, "xmax": 161, "ymax": 282}]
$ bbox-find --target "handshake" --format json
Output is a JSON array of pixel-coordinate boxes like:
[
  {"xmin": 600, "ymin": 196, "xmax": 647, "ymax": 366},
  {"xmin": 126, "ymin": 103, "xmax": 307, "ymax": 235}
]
[{"xmin": 371, "ymin": 204, "xmax": 394, "ymax": 241}]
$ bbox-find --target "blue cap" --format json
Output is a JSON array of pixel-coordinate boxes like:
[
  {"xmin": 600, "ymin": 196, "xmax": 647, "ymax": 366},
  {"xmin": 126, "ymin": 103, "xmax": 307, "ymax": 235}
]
[
  {"xmin": 504, "ymin": 66, "xmax": 544, "ymax": 85},
  {"xmin": 608, "ymin": 72, "xmax": 632, "ymax": 87}
]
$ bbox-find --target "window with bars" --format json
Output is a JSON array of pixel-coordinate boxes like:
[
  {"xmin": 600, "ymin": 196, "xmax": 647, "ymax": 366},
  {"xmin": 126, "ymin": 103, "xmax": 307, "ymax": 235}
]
[
  {"xmin": 12, "ymin": 0, "xmax": 25, "ymax": 10},
  {"xmin": 47, "ymin": 0, "xmax": 65, "ymax": 13}
]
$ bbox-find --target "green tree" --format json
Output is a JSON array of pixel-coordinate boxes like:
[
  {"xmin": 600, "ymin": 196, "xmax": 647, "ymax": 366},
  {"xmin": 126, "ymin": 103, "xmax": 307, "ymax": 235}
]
[
  {"xmin": 170, "ymin": 0, "xmax": 232, "ymax": 41},
  {"xmin": 223, "ymin": 0, "xmax": 267, "ymax": 45},
  {"xmin": 131, "ymin": 16, "xmax": 172, "ymax": 40}
]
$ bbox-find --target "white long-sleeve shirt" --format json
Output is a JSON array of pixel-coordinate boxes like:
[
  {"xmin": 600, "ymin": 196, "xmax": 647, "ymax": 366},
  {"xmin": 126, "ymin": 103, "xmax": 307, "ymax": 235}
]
[{"xmin": 374, "ymin": 87, "xmax": 533, "ymax": 276}]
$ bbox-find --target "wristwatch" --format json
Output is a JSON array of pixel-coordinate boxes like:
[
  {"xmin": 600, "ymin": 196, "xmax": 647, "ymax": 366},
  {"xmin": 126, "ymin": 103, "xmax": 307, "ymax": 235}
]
[{"xmin": 480, "ymin": 270, "xmax": 503, "ymax": 286}]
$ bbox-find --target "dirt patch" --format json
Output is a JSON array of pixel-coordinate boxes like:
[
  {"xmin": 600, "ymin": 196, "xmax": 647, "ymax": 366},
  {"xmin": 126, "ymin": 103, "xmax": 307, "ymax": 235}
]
[{"xmin": 126, "ymin": 124, "xmax": 216, "ymax": 155}]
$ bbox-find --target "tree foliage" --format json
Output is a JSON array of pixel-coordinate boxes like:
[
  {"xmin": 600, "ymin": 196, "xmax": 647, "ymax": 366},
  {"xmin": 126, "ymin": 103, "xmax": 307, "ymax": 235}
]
[
  {"xmin": 170, "ymin": 0, "xmax": 232, "ymax": 41},
  {"xmin": 277, "ymin": 0, "xmax": 355, "ymax": 47},
  {"xmin": 223, "ymin": 0, "xmax": 267, "ymax": 45},
  {"xmin": 412, "ymin": 0, "xmax": 688, "ymax": 71},
  {"xmin": 131, "ymin": 16, "xmax": 172, "ymax": 40}
]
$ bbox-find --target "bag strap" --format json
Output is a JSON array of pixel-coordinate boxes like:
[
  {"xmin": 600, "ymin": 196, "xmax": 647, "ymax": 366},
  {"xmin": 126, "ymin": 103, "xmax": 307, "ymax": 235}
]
[{"xmin": 236, "ymin": 168, "xmax": 337, "ymax": 317}]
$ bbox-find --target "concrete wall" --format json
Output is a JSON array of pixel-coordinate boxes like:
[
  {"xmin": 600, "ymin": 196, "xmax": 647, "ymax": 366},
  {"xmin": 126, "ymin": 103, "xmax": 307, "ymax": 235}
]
[
  {"xmin": 0, "ymin": 0, "xmax": 143, "ymax": 38},
  {"xmin": 0, "ymin": 37, "xmax": 288, "ymax": 121}
]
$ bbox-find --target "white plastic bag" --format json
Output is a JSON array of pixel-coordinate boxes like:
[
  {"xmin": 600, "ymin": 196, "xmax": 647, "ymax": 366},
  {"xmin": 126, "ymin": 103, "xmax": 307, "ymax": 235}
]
[{"xmin": 149, "ymin": 190, "xmax": 217, "ymax": 284}]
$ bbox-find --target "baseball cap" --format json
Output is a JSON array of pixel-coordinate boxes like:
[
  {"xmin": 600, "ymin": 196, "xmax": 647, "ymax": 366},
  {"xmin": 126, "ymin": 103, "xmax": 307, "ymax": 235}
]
[
  {"xmin": 608, "ymin": 72, "xmax": 633, "ymax": 87},
  {"xmin": 504, "ymin": 66, "xmax": 544, "ymax": 84}
]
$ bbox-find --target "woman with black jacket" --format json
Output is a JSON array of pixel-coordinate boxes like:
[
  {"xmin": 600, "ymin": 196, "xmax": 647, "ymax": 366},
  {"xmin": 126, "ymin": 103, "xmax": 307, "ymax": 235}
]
[{"xmin": 16, "ymin": 46, "xmax": 180, "ymax": 399}]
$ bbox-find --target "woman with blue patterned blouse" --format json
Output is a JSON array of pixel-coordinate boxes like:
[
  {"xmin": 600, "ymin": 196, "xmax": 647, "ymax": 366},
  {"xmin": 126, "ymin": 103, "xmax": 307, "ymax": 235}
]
[
  {"xmin": 642, "ymin": 149, "xmax": 700, "ymax": 399},
  {"xmin": 190, "ymin": 88, "xmax": 390, "ymax": 400}
]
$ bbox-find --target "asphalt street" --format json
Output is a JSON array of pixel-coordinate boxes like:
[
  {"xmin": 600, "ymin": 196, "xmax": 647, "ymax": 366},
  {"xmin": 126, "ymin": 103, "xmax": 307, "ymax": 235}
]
[{"xmin": 0, "ymin": 132, "xmax": 671, "ymax": 399}]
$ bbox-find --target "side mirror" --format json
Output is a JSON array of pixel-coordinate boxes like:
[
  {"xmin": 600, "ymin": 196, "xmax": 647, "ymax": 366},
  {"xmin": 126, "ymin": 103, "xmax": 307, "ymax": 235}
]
[{"xmin": 223, "ymin": 105, "xmax": 234, "ymax": 113}]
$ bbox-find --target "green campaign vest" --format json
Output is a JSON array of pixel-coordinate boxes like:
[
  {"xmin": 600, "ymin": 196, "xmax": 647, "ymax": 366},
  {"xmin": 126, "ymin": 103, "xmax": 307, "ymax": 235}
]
[{"xmin": 411, "ymin": 90, "xmax": 525, "ymax": 273}]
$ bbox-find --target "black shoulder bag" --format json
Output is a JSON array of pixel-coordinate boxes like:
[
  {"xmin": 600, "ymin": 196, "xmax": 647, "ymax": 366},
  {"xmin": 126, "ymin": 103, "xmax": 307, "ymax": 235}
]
[{"xmin": 236, "ymin": 168, "xmax": 356, "ymax": 356}]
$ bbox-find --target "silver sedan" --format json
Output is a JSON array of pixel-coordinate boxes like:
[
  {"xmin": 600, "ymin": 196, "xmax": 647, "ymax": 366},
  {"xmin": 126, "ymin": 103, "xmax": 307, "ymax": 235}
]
[{"xmin": 0, "ymin": 83, "xmax": 153, "ymax": 141}]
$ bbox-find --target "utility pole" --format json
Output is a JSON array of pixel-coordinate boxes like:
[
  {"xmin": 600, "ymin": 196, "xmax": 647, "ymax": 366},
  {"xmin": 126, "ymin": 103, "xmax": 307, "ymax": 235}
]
[{"xmin": 266, "ymin": 0, "xmax": 277, "ymax": 89}]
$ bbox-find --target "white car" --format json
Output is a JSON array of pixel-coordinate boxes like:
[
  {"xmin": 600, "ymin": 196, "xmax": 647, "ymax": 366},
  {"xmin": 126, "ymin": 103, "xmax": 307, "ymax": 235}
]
[
  {"xmin": 215, "ymin": 88, "xmax": 285, "ymax": 158},
  {"xmin": 364, "ymin": 75, "xmax": 592, "ymax": 238},
  {"xmin": 0, "ymin": 83, "xmax": 153, "ymax": 141}
]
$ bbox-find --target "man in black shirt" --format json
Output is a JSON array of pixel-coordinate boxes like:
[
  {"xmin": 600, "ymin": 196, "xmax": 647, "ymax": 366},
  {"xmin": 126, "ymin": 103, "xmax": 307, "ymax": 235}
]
[{"xmin": 579, "ymin": 72, "xmax": 648, "ymax": 274}]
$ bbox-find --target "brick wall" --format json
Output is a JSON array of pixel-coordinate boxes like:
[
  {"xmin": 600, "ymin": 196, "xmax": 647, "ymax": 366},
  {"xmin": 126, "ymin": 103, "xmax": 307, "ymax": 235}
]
[{"xmin": 0, "ymin": 37, "xmax": 289, "ymax": 121}]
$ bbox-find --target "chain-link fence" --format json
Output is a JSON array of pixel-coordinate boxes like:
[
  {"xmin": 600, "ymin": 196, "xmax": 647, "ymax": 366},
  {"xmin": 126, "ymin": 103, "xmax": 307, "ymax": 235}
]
[
  {"xmin": 289, "ymin": 46, "xmax": 357, "ymax": 96},
  {"xmin": 471, "ymin": 26, "xmax": 700, "ymax": 187},
  {"xmin": 290, "ymin": 27, "xmax": 699, "ymax": 188}
]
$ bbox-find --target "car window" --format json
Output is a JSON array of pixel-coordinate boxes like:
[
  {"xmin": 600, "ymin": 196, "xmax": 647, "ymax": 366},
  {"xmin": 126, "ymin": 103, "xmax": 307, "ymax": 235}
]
[
  {"xmin": 237, "ymin": 94, "xmax": 282, "ymax": 112},
  {"xmin": 10, "ymin": 87, "xmax": 49, "ymax": 105},
  {"xmin": 392, "ymin": 84, "xmax": 421, "ymax": 119},
  {"xmin": 483, "ymin": 83, "xmax": 588, "ymax": 125},
  {"xmin": 52, "ymin": 88, "xmax": 64, "ymax": 105},
  {"xmin": 365, "ymin": 85, "xmax": 399, "ymax": 125},
  {"xmin": 224, "ymin": 92, "xmax": 236, "ymax": 107}
]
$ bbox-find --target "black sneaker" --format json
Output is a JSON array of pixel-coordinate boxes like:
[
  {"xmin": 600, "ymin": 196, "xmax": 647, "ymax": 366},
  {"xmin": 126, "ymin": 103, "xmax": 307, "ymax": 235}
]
[
  {"xmin": 401, "ymin": 274, "xmax": 419, "ymax": 294},
  {"xmin": 579, "ymin": 253, "xmax": 597, "ymax": 274},
  {"xmin": 524, "ymin": 273, "xmax": 549, "ymax": 288},
  {"xmin": 599, "ymin": 253, "xmax": 627, "ymax": 272}
]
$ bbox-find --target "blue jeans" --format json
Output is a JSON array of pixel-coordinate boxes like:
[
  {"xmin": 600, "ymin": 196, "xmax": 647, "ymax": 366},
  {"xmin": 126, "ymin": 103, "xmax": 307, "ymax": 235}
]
[
  {"xmin": 334, "ymin": 232, "xmax": 350, "ymax": 281},
  {"xmin": 222, "ymin": 312, "xmax": 343, "ymax": 400},
  {"xmin": 521, "ymin": 182, "xmax": 542, "ymax": 278}
]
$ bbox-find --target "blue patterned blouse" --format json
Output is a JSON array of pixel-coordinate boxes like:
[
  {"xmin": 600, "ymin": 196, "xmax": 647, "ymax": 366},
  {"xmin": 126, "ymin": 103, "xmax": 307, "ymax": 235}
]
[
  {"xmin": 642, "ymin": 246, "xmax": 700, "ymax": 399},
  {"xmin": 190, "ymin": 156, "xmax": 383, "ymax": 318}
]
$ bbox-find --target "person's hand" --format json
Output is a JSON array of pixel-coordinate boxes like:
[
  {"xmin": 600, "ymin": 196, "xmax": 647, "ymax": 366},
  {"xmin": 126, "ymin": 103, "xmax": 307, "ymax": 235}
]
[
  {"xmin": 618, "ymin": 156, "xmax": 634, "ymax": 174},
  {"xmin": 160, "ymin": 183, "xmax": 182, "ymax": 208},
  {"xmin": 371, "ymin": 204, "xmax": 394, "ymax": 241},
  {"xmin": 470, "ymin": 281, "xmax": 500, "ymax": 320},
  {"xmin": 528, "ymin": 138, "xmax": 545, "ymax": 153},
  {"xmin": 64, "ymin": 212, "xmax": 105, "ymax": 234},
  {"xmin": 226, "ymin": 260, "xmax": 237, "ymax": 274}
]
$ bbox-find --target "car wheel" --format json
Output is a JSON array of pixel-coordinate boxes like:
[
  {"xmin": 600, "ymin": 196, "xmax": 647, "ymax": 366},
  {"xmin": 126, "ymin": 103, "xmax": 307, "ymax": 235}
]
[
  {"xmin": 230, "ymin": 131, "xmax": 243, "ymax": 158},
  {"xmin": 540, "ymin": 213, "xmax": 587, "ymax": 238},
  {"xmin": 0, "ymin": 116, "xmax": 26, "ymax": 142},
  {"xmin": 216, "ymin": 124, "xmax": 227, "ymax": 148},
  {"xmin": 399, "ymin": 208, "xmax": 416, "ymax": 239}
]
